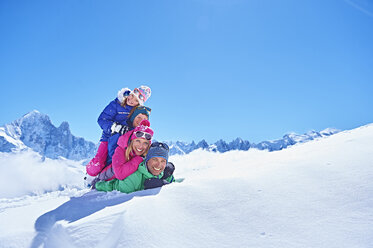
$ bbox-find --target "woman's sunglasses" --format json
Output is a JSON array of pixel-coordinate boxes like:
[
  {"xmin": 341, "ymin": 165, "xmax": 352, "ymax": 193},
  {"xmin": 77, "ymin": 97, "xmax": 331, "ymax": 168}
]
[{"xmin": 134, "ymin": 131, "xmax": 152, "ymax": 141}]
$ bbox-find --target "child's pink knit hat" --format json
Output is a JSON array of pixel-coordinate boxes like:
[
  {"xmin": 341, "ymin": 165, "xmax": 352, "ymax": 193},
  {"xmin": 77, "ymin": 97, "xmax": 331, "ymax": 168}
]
[{"xmin": 132, "ymin": 86, "xmax": 151, "ymax": 105}]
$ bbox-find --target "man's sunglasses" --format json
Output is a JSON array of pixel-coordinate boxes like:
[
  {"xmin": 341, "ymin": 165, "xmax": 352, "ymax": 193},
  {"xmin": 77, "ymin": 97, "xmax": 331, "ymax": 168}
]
[{"xmin": 151, "ymin": 142, "xmax": 169, "ymax": 151}]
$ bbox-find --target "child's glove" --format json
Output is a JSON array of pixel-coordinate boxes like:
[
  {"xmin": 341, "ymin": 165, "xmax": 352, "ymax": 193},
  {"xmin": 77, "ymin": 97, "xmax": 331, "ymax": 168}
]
[
  {"xmin": 111, "ymin": 123, "xmax": 130, "ymax": 135},
  {"xmin": 144, "ymin": 178, "xmax": 170, "ymax": 190}
]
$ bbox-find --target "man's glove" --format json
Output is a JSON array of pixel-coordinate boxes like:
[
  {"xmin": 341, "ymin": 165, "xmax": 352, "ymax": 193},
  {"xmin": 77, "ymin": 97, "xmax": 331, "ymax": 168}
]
[
  {"xmin": 144, "ymin": 178, "xmax": 170, "ymax": 190},
  {"xmin": 110, "ymin": 123, "xmax": 130, "ymax": 135},
  {"xmin": 162, "ymin": 162, "xmax": 175, "ymax": 180}
]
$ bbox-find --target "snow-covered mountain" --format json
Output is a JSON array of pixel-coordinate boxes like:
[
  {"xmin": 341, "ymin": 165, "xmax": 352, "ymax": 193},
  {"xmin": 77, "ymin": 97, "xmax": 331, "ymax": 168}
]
[
  {"xmin": 0, "ymin": 111, "xmax": 341, "ymax": 160},
  {"xmin": 0, "ymin": 110, "xmax": 97, "ymax": 161},
  {"xmin": 166, "ymin": 128, "xmax": 340, "ymax": 154}
]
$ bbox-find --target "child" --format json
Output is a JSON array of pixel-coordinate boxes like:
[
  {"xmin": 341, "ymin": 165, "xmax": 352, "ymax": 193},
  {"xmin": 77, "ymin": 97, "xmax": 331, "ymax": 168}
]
[
  {"xmin": 107, "ymin": 105, "xmax": 152, "ymax": 163},
  {"xmin": 89, "ymin": 119, "xmax": 154, "ymax": 187},
  {"xmin": 95, "ymin": 142, "xmax": 175, "ymax": 194},
  {"xmin": 86, "ymin": 86, "xmax": 151, "ymax": 177}
]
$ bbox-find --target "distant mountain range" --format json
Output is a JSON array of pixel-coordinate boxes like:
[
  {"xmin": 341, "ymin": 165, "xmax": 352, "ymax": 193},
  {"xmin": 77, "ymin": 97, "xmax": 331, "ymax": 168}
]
[
  {"xmin": 165, "ymin": 128, "xmax": 339, "ymax": 155},
  {"xmin": 0, "ymin": 111, "xmax": 340, "ymax": 160},
  {"xmin": 0, "ymin": 110, "xmax": 97, "ymax": 160}
]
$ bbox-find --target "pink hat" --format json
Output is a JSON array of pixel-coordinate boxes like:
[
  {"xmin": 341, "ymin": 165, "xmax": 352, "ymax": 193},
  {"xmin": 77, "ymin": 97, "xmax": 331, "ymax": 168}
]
[
  {"xmin": 131, "ymin": 119, "xmax": 154, "ymax": 142},
  {"xmin": 132, "ymin": 86, "xmax": 151, "ymax": 106}
]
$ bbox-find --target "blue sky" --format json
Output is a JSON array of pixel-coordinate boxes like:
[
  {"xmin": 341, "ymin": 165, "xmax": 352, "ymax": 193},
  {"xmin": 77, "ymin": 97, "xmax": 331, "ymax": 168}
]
[{"xmin": 1, "ymin": 0, "xmax": 372, "ymax": 144}]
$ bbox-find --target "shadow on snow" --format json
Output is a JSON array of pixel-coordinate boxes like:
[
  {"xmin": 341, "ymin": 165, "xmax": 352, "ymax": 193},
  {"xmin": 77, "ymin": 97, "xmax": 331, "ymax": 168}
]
[{"xmin": 30, "ymin": 188, "xmax": 161, "ymax": 248}]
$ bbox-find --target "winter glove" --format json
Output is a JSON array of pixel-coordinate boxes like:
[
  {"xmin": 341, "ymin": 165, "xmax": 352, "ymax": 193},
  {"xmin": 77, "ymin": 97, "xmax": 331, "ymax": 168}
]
[
  {"xmin": 161, "ymin": 162, "xmax": 175, "ymax": 180},
  {"xmin": 110, "ymin": 122, "xmax": 130, "ymax": 135},
  {"xmin": 144, "ymin": 178, "xmax": 170, "ymax": 190}
]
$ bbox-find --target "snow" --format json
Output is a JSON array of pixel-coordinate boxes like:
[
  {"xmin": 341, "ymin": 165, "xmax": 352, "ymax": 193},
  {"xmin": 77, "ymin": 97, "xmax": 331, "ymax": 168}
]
[
  {"xmin": 1, "ymin": 124, "xmax": 373, "ymax": 247},
  {"xmin": 0, "ymin": 151, "xmax": 85, "ymax": 198},
  {"xmin": 0, "ymin": 127, "xmax": 25, "ymax": 150}
]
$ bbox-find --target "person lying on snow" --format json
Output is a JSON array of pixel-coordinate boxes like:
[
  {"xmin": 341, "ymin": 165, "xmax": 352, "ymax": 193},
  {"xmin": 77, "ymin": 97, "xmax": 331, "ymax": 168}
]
[{"xmin": 95, "ymin": 142, "xmax": 175, "ymax": 193}]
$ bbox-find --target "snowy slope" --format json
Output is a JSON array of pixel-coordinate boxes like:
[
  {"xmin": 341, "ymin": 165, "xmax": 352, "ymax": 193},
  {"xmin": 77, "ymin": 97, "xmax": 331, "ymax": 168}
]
[
  {"xmin": 0, "ymin": 124, "xmax": 372, "ymax": 248},
  {"xmin": 0, "ymin": 151, "xmax": 86, "ymax": 198},
  {"xmin": 0, "ymin": 127, "xmax": 26, "ymax": 152}
]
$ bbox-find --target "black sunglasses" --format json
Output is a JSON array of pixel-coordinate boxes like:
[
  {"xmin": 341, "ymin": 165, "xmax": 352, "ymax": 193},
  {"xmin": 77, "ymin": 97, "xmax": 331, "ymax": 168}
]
[{"xmin": 151, "ymin": 142, "xmax": 169, "ymax": 151}]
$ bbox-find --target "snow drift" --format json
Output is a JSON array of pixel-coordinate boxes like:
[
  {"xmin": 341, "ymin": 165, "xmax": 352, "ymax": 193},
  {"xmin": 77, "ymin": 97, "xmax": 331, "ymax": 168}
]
[{"xmin": 0, "ymin": 123, "xmax": 372, "ymax": 248}]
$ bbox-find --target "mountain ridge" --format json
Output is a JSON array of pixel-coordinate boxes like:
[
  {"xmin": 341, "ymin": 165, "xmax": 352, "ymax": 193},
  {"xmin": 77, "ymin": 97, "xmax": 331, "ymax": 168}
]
[
  {"xmin": 164, "ymin": 126, "xmax": 339, "ymax": 155},
  {"xmin": 0, "ymin": 110, "xmax": 97, "ymax": 161},
  {"xmin": 0, "ymin": 110, "xmax": 341, "ymax": 160}
]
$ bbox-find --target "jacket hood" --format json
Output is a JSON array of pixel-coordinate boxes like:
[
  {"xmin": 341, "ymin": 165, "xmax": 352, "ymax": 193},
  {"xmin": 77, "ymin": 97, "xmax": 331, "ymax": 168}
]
[{"xmin": 117, "ymin": 87, "xmax": 131, "ymax": 105}]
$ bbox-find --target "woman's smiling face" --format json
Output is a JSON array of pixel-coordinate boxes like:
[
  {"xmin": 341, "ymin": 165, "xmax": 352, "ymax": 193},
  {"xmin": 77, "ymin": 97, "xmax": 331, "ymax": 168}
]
[{"xmin": 132, "ymin": 138, "xmax": 150, "ymax": 156}]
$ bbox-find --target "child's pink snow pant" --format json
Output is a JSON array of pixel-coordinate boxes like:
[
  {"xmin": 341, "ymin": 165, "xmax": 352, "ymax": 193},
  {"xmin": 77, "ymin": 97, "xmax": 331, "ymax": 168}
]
[{"xmin": 86, "ymin": 141, "xmax": 108, "ymax": 176}]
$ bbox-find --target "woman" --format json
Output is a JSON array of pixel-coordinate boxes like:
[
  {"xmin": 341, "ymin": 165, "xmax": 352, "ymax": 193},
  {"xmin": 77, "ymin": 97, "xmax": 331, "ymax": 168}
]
[
  {"xmin": 112, "ymin": 119, "xmax": 154, "ymax": 180},
  {"xmin": 89, "ymin": 119, "xmax": 154, "ymax": 188}
]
